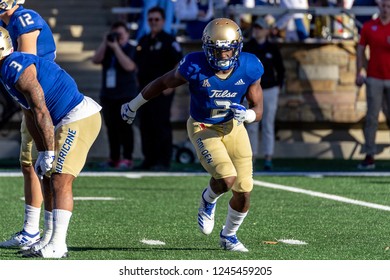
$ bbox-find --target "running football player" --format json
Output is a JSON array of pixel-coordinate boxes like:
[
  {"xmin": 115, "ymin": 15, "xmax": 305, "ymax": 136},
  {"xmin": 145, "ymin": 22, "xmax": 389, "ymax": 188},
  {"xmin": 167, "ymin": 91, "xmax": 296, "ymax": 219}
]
[
  {"xmin": 122, "ymin": 18, "xmax": 264, "ymax": 251},
  {"xmin": 0, "ymin": 0, "xmax": 56, "ymax": 251},
  {"xmin": 0, "ymin": 27, "xmax": 102, "ymax": 258}
]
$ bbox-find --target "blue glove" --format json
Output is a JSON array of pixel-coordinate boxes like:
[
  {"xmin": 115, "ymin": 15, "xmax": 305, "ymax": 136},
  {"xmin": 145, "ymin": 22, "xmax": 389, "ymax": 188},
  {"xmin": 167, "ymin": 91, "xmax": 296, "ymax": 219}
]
[
  {"xmin": 121, "ymin": 102, "xmax": 136, "ymax": 125},
  {"xmin": 230, "ymin": 103, "xmax": 247, "ymax": 125}
]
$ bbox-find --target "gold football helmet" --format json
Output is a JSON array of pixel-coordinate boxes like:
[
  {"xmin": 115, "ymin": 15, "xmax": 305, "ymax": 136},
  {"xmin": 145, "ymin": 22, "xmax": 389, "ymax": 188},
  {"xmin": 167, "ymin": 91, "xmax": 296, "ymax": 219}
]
[
  {"xmin": 0, "ymin": 0, "xmax": 22, "ymax": 14},
  {"xmin": 202, "ymin": 18, "xmax": 243, "ymax": 71},
  {"xmin": 0, "ymin": 27, "xmax": 14, "ymax": 59}
]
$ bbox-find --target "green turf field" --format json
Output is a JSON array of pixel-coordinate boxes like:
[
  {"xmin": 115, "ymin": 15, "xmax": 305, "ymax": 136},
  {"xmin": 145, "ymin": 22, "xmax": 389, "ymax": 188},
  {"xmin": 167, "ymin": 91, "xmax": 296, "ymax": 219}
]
[{"xmin": 0, "ymin": 173, "xmax": 390, "ymax": 260}]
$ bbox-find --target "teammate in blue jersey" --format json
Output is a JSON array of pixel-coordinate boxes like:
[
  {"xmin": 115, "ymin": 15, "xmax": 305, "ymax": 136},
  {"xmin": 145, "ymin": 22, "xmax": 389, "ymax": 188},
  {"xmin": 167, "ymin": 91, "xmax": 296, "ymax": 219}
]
[
  {"xmin": 1, "ymin": 1, "xmax": 56, "ymax": 60},
  {"xmin": 122, "ymin": 18, "xmax": 264, "ymax": 251},
  {"xmin": 0, "ymin": 27, "xmax": 102, "ymax": 258},
  {"xmin": 0, "ymin": 0, "xmax": 57, "ymax": 252}
]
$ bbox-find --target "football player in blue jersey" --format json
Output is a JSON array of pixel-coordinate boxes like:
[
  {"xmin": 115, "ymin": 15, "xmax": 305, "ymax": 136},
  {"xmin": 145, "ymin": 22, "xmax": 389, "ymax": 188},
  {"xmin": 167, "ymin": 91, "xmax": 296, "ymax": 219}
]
[
  {"xmin": 0, "ymin": 0, "xmax": 57, "ymax": 251},
  {"xmin": 0, "ymin": 27, "xmax": 102, "ymax": 258},
  {"xmin": 122, "ymin": 18, "xmax": 264, "ymax": 251}
]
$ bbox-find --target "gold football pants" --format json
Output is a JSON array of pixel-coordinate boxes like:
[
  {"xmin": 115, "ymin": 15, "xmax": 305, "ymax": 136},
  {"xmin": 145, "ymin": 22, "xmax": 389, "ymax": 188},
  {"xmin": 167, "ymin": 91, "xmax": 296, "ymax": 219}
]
[{"xmin": 187, "ymin": 117, "xmax": 253, "ymax": 193}]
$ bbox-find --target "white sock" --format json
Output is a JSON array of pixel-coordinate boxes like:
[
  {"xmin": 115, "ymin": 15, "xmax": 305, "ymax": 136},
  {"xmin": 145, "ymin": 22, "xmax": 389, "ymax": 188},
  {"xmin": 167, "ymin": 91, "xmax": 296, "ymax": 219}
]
[
  {"xmin": 202, "ymin": 185, "xmax": 222, "ymax": 204},
  {"xmin": 222, "ymin": 204, "xmax": 248, "ymax": 237},
  {"xmin": 23, "ymin": 204, "xmax": 41, "ymax": 234},
  {"xmin": 49, "ymin": 209, "xmax": 72, "ymax": 248},
  {"xmin": 39, "ymin": 211, "xmax": 53, "ymax": 246}
]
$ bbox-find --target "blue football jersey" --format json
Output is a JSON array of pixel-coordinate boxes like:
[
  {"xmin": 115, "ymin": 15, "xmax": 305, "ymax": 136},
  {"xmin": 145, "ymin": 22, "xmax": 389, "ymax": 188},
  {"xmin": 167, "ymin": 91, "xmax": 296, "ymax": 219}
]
[
  {"xmin": 1, "ymin": 52, "xmax": 83, "ymax": 126},
  {"xmin": 1, "ymin": 6, "xmax": 56, "ymax": 61},
  {"xmin": 178, "ymin": 52, "xmax": 264, "ymax": 124}
]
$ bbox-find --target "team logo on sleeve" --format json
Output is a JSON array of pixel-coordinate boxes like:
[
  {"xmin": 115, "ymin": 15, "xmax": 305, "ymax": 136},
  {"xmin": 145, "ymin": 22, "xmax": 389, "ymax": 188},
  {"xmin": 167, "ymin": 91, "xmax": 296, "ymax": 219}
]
[{"xmin": 202, "ymin": 79, "xmax": 210, "ymax": 87}]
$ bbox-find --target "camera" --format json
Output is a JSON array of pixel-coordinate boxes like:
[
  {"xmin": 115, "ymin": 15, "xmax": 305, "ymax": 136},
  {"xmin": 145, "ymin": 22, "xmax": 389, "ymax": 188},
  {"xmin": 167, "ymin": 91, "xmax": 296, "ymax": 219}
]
[{"xmin": 107, "ymin": 32, "xmax": 119, "ymax": 42}]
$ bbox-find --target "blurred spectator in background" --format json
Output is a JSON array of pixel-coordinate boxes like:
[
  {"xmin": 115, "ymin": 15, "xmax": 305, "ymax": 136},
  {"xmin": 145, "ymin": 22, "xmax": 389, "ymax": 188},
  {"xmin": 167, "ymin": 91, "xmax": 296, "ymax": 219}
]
[
  {"xmin": 355, "ymin": 0, "xmax": 390, "ymax": 170},
  {"xmin": 134, "ymin": 7, "xmax": 183, "ymax": 171},
  {"xmin": 276, "ymin": 0, "xmax": 309, "ymax": 41},
  {"xmin": 243, "ymin": 17, "xmax": 285, "ymax": 170},
  {"xmin": 214, "ymin": 0, "xmax": 229, "ymax": 18},
  {"xmin": 136, "ymin": 0, "xmax": 175, "ymax": 40},
  {"xmin": 353, "ymin": 0, "xmax": 378, "ymax": 28},
  {"xmin": 92, "ymin": 21, "xmax": 137, "ymax": 169},
  {"xmin": 174, "ymin": 0, "xmax": 214, "ymax": 40},
  {"xmin": 227, "ymin": 0, "xmax": 272, "ymax": 38},
  {"xmin": 124, "ymin": 0, "xmax": 143, "ymax": 32}
]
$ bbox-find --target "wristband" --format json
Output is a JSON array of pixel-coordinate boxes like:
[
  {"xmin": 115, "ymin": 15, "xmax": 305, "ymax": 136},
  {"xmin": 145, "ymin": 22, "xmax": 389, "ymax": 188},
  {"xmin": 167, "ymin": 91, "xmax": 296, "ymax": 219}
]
[
  {"xmin": 45, "ymin": 151, "xmax": 55, "ymax": 158},
  {"xmin": 129, "ymin": 93, "xmax": 148, "ymax": 111},
  {"xmin": 244, "ymin": 109, "xmax": 256, "ymax": 123}
]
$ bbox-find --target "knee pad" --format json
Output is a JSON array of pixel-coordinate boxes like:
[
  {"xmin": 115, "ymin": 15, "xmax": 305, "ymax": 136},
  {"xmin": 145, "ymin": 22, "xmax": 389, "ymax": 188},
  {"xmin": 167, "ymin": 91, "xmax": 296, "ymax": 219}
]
[{"xmin": 232, "ymin": 176, "xmax": 253, "ymax": 193}]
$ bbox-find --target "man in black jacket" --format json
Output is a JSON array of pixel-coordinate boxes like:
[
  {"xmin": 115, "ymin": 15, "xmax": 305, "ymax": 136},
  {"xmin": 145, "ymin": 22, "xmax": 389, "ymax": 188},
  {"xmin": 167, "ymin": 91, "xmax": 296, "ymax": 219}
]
[
  {"xmin": 134, "ymin": 6, "xmax": 183, "ymax": 171},
  {"xmin": 243, "ymin": 17, "xmax": 285, "ymax": 171}
]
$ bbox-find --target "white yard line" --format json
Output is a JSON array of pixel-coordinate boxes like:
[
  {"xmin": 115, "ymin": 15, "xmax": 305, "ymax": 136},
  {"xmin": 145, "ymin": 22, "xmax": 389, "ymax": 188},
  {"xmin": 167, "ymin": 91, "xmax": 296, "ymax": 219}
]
[
  {"xmin": 3, "ymin": 170, "xmax": 390, "ymax": 177},
  {"xmin": 20, "ymin": 196, "xmax": 122, "ymax": 201},
  {"xmin": 140, "ymin": 239, "xmax": 166, "ymax": 246},
  {"xmin": 2, "ymin": 170, "xmax": 390, "ymax": 211},
  {"xmin": 254, "ymin": 179, "xmax": 390, "ymax": 212}
]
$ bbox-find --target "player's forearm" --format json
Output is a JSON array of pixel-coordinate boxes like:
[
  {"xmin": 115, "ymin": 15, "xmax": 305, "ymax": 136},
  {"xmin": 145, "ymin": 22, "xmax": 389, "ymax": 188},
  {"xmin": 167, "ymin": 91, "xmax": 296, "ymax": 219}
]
[
  {"xmin": 141, "ymin": 78, "xmax": 169, "ymax": 100},
  {"xmin": 128, "ymin": 69, "xmax": 185, "ymax": 111},
  {"xmin": 249, "ymin": 103, "xmax": 263, "ymax": 122},
  {"xmin": 33, "ymin": 110, "xmax": 55, "ymax": 151},
  {"xmin": 126, "ymin": 80, "xmax": 165, "ymax": 112},
  {"xmin": 23, "ymin": 109, "xmax": 46, "ymax": 151}
]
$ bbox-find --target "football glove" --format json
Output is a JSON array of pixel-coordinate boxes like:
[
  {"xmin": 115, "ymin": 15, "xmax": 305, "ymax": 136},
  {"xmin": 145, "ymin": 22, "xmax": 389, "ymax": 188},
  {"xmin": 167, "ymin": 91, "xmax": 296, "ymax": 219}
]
[
  {"xmin": 230, "ymin": 103, "xmax": 247, "ymax": 125},
  {"xmin": 121, "ymin": 102, "xmax": 136, "ymax": 125},
  {"xmin": 35, "ymin": 151, "xmax": 55, "ymax": 179},
  {"xmin": 230, "ymin": 103, "xmax": 256, "ymax": 125}
]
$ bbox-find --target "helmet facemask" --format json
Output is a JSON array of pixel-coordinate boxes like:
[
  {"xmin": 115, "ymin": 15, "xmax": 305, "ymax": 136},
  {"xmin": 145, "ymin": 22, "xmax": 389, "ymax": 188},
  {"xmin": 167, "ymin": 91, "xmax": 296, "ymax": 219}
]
[
  {"xmin": 0, "ymin": 0, "xmax": 18, "ymax": 15},
  {"xmin": 202, "ymin": 18, "xmax": 243, "ymax": 71},
  {"xmin": 0, "ymin": 26, "xmax": 14, "ymax": 59}
]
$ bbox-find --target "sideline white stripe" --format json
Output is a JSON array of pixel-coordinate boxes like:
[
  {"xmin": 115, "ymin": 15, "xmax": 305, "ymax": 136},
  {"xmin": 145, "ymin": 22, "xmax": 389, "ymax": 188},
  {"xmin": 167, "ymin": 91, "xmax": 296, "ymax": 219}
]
[
  {"xmin": 20, "ymin": 196, "xmax": 121, "ymax": 201},
  {"xmin": 4, "ymin": 170, "xmax": 390, "ymax": 177},
  {"xmin": 3, "ymin": 170, "xmax": 390, "ymax": 210},
  {"xmin": 78, "ymin": 171, "xmax": 390, "ymax": 177},
  {"xmin": 73, "ymin": 197, "xmax": 122, "ymax": 201},
  {"xmin": 254, "ymin": 180, "xmax": 390, "ymax": 211}
]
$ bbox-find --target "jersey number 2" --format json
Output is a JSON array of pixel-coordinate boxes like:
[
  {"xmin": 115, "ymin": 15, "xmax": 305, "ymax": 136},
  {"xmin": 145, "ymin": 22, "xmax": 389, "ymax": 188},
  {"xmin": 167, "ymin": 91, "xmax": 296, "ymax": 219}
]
[{"xmin": 211, "ymin": 100, "xmax": 231, "ymax": 119}]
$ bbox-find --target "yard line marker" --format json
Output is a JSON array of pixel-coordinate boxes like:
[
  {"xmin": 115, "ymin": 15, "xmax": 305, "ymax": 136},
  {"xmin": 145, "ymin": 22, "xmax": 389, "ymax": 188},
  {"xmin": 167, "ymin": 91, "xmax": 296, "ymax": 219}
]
[
  {"xmin": 254, "ymin": 180, "xmax": 390, "ymax": 212},
  {"xmin": 278, "ymin": 239, "xmax": 307, "ymax": 245},
  {"xmin": 140, "ymin": 239, "xmax": 165, "ymax": 246}
]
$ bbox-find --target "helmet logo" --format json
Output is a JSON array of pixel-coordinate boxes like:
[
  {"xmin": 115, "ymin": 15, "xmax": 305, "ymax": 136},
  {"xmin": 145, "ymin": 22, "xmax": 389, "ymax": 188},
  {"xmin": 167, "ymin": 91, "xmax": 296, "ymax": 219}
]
[{"xmin": 215, "ymin": 40, "xmax": 230, "ymax": 48}]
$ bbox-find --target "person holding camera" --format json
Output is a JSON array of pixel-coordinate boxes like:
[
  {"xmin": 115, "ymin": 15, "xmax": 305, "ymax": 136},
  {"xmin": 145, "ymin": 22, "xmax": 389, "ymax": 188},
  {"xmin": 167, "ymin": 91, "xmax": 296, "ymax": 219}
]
[{"xmin": 92, "ymin": 21, "xmax": 137, "ymax": 169}]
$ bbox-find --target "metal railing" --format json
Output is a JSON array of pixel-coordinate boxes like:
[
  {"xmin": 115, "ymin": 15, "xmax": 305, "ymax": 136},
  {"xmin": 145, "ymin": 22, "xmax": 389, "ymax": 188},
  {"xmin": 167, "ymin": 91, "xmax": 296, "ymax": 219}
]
[{"xmin": 111, "ymin": 5, "xmax": 379, "ymax": 40}]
